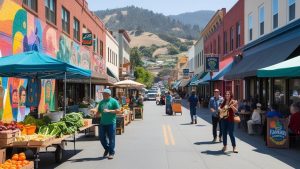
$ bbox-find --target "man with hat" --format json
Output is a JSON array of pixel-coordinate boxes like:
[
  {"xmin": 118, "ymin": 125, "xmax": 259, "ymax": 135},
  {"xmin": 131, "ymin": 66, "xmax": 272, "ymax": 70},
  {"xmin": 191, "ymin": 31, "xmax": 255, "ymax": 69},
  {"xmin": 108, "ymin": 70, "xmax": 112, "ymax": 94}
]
[
  {"xmin": 209, "ymin": 89, "xmax": 224, "ymax": 142},
  {"xmin": 247, "ymin": 103, "xmax": 262, "ymax": 135},
  {"xmin": 91, "ymin": 89, "xmax": 121, "ymax": 159}
]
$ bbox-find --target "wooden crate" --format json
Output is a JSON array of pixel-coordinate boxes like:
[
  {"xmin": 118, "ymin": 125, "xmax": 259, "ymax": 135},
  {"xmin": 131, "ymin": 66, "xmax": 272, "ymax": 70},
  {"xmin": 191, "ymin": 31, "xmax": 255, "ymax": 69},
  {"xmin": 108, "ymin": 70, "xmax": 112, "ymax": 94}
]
[
  {"xmin": 0, "ymin": 129, "xmax": 20, "ymax": 139},
  {"xmin": 13, "ymin": 141, "xmax": 28, "ymax": 146},
  {"xmin": 21, "ymin": 161, "xmax": 34, "ymax": 169},
  {"xmin": 133, "ymin": 107, "xmax": 143, "ymax": 120}
]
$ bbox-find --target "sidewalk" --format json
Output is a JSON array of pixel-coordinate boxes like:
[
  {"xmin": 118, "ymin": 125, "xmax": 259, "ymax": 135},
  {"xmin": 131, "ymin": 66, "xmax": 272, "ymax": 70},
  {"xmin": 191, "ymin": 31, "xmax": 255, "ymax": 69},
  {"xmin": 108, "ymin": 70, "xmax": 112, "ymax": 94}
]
[{"xmin": 181, "ymin": 99, "xmax": 300, "ymax": 169}]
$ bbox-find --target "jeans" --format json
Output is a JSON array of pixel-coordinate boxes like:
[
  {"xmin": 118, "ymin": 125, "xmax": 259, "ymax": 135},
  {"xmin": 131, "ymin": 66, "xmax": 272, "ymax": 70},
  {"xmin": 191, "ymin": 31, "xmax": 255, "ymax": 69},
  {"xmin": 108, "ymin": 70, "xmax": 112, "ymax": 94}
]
[
  {"xmin": 212, "ymin": 116, "xmax": 222, "ymax": 139},
  {"xmin": 190, "ymin": 107, "xmax": 196, "ymax": 121},
  {"xmin": 222, "ymin": 120, "xmax": 236, "ymax": 147},
  {"xmin": 99, "ymin": 124, "xmax": 116, "ymax": 155}
]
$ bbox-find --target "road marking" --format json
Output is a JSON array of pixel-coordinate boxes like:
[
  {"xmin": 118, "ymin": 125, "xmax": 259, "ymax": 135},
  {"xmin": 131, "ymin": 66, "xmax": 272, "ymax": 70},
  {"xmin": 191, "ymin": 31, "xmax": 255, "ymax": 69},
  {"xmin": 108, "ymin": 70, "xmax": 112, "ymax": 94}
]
[
  {"xmin": 162, "ymin": 125, "xmax": 169, "ymax": 145},
  {"xmin": 167, "ymin": 125, "xmax": 176, "ymax": 145}
]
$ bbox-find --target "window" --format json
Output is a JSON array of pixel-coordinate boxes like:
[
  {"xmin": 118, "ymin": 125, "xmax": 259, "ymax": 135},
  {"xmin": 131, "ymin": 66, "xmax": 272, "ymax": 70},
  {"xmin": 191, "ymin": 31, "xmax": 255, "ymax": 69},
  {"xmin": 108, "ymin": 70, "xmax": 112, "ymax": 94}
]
[
  {"xmin": 248, "ymin": 14, "xmax": 253, "ymax": 41},
  {"xmin": 272, "ymin": 0, "xmax": 279, "ymax": 29},
  {"xmin": 62, "ymin": 7, "xmax": 70, "ymax": 34},
  {"xmin": 274, "ymin": 79, "xmax": 286, "ymax": 105},
  {"xmin": 259, "ymin": 5, "xmax": 265, "ymax": 36},
  {"xmin": 289, "ymin": 79, "xmax": 300, "ymax": 104},
  {"xmin": 108, "ymin": 48, "xmax": 110, "ymax": 62},
  {"xmin": 289, "ymin": 0, "xmax": 296, "ymax": 21},
  {"xmin": 23, "ymin": 0, "xmax": 37, "ymax": 12},
  {"xmin": 100, "ymin": 40, "xmax": 104, "ymax": 56},
  {"xmin": 217, "ymin": 35, "xmax": 220, "ymax": 54},
  {"xmin": 45, "ymin": 0, "xmax": 56, "ymax": 24},
  {"xmin": 223, "ymin": 31, "xmax": 227, "ymax": 54},
  {"xmin": 236, "ymin": 22, "xmax": 241, "ymax": 48},
  {"xmin": 73, "ymin": 17, "xmax": 80, "ymax": 41},
  {"xmin": 230, "ymin": 27, "xmax": 234, "ymax": 51}
]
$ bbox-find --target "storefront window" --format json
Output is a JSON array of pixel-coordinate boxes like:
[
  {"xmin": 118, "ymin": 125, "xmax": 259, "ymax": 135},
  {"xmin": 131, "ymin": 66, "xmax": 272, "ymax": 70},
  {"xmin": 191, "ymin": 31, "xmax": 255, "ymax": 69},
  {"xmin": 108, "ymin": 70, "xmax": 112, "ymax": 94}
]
[
  {"xmin": 274, "ymin": 79, "xmax": 286, "ymax": 105},
  {"xmin": 289, "ymin": 79, "xmax": 300, "ymax": 104}
]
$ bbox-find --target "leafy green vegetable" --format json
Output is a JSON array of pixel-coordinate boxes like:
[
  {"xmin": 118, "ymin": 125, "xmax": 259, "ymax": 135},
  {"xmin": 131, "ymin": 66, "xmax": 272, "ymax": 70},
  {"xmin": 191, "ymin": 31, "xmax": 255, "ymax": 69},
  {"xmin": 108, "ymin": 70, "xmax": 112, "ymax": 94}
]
[
  {"xmin": 38, "ymin": 125, "xmax": 49, "ymax": 135},
  {"xmin": 24, "ymin": 115, "xmax": 36, "ymax": 125}
]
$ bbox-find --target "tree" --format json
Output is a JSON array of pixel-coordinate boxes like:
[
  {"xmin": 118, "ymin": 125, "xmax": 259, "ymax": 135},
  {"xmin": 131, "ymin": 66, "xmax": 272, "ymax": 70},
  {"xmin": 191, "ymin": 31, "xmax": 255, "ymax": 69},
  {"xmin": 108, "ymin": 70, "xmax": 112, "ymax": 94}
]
[
  {"xmin": 130, "ymin": 47, "xmax": 143, "ymax": 69},
  {"xmin": 167, "ymin": 46, "xmax": 179, "ymax": 55},
  {"xmin": 134, "ymin": 67, "xmax": 154, "ymax": 88}
]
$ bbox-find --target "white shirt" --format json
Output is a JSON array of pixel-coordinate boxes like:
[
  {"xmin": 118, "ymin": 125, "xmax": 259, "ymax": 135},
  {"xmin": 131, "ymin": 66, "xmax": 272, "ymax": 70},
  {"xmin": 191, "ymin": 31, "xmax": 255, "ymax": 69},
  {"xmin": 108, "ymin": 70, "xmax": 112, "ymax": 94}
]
[{"xmin": 251, "ymin": 109, "xmax": 262, "ymax": 124}]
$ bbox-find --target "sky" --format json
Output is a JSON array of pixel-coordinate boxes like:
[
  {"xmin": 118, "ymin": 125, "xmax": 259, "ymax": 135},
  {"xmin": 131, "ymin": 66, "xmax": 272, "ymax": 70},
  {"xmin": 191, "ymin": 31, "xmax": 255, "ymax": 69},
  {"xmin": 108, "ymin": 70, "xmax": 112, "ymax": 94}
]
[{"xmin": 86, "ymin": 0, "xmax": 238, "ymax": 15}]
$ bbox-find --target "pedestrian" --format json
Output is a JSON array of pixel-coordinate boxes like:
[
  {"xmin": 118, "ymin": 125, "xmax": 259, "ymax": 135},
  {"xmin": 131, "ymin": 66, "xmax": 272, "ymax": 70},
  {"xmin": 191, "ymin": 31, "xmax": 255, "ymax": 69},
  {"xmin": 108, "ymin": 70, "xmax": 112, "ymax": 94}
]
[
  {"xmin": 209, "ymin": 89, "xmax": 224, "ymax": 142},
  {"xmin": 288, "ymin": 102, "xmax": 300, "ymax": 135},
  {"xmin": 247, "ymin": 103, "xmax": 262, "ymax": 135},
  {"xmin": 90, "ymin": 89, "xmax": 121, "ymax": 159},
  {"xmin": 165, "ymin": 92, "xmax": 173, "ymax": 115},
  {"xmin": 137, "ymin": 93, "xmax": 144, "ymax": 112},
  {"xmin": 188, "ymin": 90, "xmax": 199, "ymax": 124},
  {"xmin": 219, "ymin": 91, "xmax": 238, "ymax": 153}
]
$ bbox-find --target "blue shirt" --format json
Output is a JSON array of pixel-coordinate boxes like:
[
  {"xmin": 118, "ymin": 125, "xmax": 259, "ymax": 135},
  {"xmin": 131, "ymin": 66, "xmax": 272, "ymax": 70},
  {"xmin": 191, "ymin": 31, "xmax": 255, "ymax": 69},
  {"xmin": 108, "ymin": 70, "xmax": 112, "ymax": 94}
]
[
  {"xmin": 166, "ymin": 95, "xmax": 172, "ymax": 105},
  {"xmin": 267, "ymin": 111, "xmax": 283, "ymax": 118},
  {"xmin": 188, "ymin": 94, "xmax": 199, "ymax": 108},
  {"xmin": 209, "ymin": 96, "xmax": 224, "ymax": 117}
]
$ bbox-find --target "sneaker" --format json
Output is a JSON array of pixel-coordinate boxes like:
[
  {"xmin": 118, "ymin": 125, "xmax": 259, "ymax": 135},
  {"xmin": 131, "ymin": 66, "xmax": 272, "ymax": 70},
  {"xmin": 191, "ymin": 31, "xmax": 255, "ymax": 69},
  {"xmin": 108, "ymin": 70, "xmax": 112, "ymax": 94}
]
[
  {"xmin": 103, "ymin": 150, "xmax": 109, "ymax": 157},
  {"xmin": 194, "ymin": 119, "xmax": 197, "ymax": 124},
  {"xmin": 233, "ymin": 147, "xmax": 238, "ymax": 153},
  {"xmin": 222, "ymin": 146, "xmax": 227, "ymax": 152},
  {"xmin": 108, "ymin": 154, "xmax": 114, "ymax": 160},
  {"xmin": 190, "ymin": 121, "xmax": 194, "ymax": 124},
  {"xmin": 219, "ymin": 137, "xmax": 223, "ymax": 142},
  {"xmin": 212, "ymin": 138, "xmax": 217, "ymax": 142}
]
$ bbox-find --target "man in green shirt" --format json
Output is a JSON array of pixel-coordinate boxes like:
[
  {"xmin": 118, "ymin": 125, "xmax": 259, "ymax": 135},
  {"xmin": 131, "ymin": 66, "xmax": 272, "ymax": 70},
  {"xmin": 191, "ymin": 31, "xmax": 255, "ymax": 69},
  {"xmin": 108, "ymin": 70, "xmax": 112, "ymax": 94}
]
[{"xmin": 91, "ymin": 89, "xmax": 121, "ymax": 159}]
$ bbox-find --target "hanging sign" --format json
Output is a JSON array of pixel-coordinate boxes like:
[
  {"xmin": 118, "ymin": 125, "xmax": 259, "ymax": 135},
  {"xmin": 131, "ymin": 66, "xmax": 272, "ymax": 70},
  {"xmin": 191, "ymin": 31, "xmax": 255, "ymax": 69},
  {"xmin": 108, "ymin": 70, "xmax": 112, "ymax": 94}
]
[
  {"xmin": 82, "ymin": 33, "xmax": 93, "ymax": 46},
  {"xmin": 205, "ymin": 56, "xmax": 219, "ymax": 72}
]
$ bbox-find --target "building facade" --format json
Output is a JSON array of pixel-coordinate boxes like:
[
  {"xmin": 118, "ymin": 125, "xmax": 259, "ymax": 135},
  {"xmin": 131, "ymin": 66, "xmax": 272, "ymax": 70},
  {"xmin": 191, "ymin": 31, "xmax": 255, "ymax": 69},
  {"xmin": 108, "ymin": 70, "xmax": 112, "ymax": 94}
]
[
  {"xmin": 113, "ymin": 30, "xmax": 131, "ymax": 80},
  {"xmin": 106, "ymin": 30, "xmax": 119, "ymax": 81},
  {"xmin": 0, "ymin": 0, "xmax": 106, "ymax": 121},
  {"xmin": 226, "ymin": 0, "xmax": 300, "ymax": 108}
]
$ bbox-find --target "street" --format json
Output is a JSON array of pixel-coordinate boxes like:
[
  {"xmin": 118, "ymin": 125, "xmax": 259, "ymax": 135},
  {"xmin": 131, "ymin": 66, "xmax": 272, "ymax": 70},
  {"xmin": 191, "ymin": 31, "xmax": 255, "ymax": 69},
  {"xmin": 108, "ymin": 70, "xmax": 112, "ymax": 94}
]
[{"xmin": 39, "ymin": 101, "xmax": 299, "ymax": 169}]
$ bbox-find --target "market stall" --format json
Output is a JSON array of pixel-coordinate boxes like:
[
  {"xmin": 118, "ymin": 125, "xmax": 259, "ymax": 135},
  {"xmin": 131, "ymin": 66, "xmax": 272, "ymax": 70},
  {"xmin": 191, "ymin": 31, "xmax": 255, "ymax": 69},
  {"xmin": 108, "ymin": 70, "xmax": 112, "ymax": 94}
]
[{"xmin": 0, "ymin": 51, "xmax": 94, "ymax": 168}]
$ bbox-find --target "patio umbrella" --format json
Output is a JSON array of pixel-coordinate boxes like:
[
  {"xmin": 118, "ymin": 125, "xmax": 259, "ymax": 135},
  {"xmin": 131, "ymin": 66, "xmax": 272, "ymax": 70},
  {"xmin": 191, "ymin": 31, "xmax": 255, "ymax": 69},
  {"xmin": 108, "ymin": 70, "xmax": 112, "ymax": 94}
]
[{"xmin": 114, "ymin": 80, "xmax": 145, "ymax": 88}]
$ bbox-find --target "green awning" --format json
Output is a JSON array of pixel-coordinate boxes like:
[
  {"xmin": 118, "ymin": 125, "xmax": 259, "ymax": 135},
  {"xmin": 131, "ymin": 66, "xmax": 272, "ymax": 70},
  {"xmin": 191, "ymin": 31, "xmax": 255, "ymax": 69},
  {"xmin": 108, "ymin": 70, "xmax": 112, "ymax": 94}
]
[{"xmin": 257, "ymin": 55, "xmax": 300, "ymax": 77}]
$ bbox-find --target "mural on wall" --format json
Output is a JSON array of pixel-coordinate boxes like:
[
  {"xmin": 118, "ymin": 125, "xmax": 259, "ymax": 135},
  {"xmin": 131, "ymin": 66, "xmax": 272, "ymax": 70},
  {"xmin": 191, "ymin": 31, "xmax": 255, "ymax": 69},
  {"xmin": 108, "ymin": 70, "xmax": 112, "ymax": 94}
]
[{"xmin": 0, "ymin": 0, "xmax": 105, "ymax": 121}]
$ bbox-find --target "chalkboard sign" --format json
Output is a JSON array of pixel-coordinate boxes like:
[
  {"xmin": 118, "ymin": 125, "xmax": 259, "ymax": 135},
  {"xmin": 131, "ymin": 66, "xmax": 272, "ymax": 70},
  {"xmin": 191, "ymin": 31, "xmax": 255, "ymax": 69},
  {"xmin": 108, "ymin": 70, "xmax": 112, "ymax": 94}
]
[
  {"xmin": 267, "ymin": 118, "xmax": 289, "ymax": 148},
  {"xmin": 134, "ymin": 107, "xmax": 143, "ymax": 119}
]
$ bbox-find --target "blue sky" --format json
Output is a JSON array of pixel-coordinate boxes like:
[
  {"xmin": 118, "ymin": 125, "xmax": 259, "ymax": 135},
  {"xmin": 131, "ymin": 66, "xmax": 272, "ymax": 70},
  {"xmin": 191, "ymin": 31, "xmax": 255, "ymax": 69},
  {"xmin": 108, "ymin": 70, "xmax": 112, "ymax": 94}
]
[{"xmin": 86, "ymin": 0, "xmax": 238, "ymax": 15}]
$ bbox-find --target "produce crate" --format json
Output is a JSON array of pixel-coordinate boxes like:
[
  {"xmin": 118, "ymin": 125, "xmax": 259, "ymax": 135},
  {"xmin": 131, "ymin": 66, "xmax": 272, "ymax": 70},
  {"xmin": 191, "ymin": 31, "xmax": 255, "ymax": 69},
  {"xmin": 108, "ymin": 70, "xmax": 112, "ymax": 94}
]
[
  {"xmin": 0, "ymin": 137, "xmax": 14, "ymax": 146},
  {"xmin": 133, "ymin": 107, "xmax": 143, "ymax": 120},
  {"xmin": 0, "ymin": 129, "xmax": 20, "ymax": 139},
  {"xmin": 21, "ymin": 161, "xmax": 34, "ymax": 169},
  {"xmin": 0, "ymin": 149, "xmax": 5, "ymax": 164},
  {"xmin": 83, "ymin": 119, "xmax": 93, "ymax": 127},
  {"xmin": 13, "ymin": 141, "xmax": 28, "ymax": 146}
]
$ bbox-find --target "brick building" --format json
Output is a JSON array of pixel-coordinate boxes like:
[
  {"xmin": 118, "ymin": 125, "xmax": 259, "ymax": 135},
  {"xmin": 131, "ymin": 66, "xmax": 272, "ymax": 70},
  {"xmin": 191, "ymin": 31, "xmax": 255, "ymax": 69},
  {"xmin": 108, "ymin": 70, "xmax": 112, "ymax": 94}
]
[{"xmin": 0, "ymin": 0, "xmax": 107, "ymax": 121}]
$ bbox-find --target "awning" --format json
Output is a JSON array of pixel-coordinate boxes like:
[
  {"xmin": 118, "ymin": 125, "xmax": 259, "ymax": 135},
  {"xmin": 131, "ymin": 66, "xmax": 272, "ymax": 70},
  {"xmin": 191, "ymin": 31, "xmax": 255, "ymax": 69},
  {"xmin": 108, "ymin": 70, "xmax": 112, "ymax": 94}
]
[
  {"xmin": 172, "ymin": 80, "xmax": 181, "ymax": 89},
  {"xmin": 107, "ymin": 67, "xmax": 119, "ymax": 82},
  {"xmin": 257, "ymin": 55, "xmax": 300, "ymax": 77},
  {"xmin": 179, "ymin": 78, "xmax": 191, "ymax": 87},
  {"xmin": 0, "ymin": 51, "xmax": 91, "ymax": 79},
  {"xmin": 189, "ymin": 74, "xmax": 200, "ymax": 86},
  {"xmin": 225, "ymin": 19, "xmax": 300, "ymax": 80}
]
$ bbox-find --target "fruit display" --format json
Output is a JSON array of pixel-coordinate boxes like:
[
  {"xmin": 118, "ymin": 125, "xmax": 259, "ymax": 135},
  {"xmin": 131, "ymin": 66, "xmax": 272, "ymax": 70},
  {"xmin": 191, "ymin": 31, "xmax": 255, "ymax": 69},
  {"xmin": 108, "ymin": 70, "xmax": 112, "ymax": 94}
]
[
  {"xmin": 0, "ymin": 153, "xmax": 32, "ymax": 169},
  {"xmin": 15, "ymin": 134, "xmax": 52, "ymax": 142},
  {"xmin": 0, "ymin": 122, "xmax": 20, "ymax": 132}
]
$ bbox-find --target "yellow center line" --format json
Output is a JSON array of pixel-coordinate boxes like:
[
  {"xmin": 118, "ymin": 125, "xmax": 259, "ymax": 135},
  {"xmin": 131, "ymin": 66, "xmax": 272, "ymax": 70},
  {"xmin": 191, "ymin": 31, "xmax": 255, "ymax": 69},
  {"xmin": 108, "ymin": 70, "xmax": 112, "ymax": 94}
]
[
  {"xmin": 167, "ymin": 125, "xmax": 176, "ymax": 146},
  {"xmin": 162, "ymin": 125, "xmax": 169, "ymax": 145}
]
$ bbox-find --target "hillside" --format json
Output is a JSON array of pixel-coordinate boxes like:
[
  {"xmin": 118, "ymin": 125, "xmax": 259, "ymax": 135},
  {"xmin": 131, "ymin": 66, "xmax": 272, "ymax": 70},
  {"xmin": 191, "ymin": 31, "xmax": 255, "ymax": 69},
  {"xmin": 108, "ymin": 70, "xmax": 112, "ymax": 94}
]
[
  {"xmin": 128, "ymin": 31, "xmax": 169, "ymax": 48},
  {"xmin": 169, "ymin": 10, "xmax": 215, "ymax": 28},
  {"xmin": 95, "ymin": 6, "xmax": 201, "ymax": 40}
]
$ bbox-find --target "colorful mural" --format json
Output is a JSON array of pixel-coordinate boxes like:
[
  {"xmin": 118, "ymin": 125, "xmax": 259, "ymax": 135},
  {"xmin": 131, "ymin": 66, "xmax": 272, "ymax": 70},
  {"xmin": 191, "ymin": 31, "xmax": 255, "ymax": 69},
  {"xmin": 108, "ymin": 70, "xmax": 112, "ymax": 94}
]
[{"xmin": 0, "ymin": 0, "xmax": 106, "ymax": 122}]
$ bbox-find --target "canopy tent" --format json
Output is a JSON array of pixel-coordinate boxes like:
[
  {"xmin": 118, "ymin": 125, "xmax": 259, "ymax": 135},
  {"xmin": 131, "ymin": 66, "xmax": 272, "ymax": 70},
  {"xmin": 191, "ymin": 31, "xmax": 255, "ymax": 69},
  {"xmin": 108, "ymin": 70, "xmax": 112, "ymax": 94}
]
[
  {"xmin": 0, "ymin": 51, "xmax": 92, "ymax": 116},
  {"xmin": 114, "ymin": 79, "xmax": 145, "ymax": 88},
  {"xmin": 257, "ymin": 55, "xmax": 300, "ymax": 77}
]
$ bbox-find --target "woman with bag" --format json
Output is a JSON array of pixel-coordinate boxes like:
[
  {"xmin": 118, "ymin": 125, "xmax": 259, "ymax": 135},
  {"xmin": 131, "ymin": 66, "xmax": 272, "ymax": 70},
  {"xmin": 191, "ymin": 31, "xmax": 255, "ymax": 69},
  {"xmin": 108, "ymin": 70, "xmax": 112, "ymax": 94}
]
[{"xmin": 219, "ymin": 91, "xmax": 239, "ymax": 153}]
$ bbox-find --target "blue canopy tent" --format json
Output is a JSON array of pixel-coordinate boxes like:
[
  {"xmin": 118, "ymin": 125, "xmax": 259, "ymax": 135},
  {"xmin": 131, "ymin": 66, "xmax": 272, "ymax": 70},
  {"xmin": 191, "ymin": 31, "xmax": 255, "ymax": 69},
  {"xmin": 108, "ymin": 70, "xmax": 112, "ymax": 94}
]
[{"xmin": 0, "ymin": 51, "xmax": 92, "ymax": 116}]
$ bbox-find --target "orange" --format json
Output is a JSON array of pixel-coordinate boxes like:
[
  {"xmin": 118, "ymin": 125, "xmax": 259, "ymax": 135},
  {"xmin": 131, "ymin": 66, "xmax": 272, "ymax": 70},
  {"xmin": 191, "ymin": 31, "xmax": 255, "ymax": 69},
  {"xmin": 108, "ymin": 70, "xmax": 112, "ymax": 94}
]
[
  {"xmin": 18, "ymin": 153, "xmax": 25, "ymax": 157},
  {"xmin": 18, "ymin": 155, "xmax": 26, "ymax": 161},
  {"xmin": 12, "ymin": 155, "xmax": 18, "ymax": 161}
]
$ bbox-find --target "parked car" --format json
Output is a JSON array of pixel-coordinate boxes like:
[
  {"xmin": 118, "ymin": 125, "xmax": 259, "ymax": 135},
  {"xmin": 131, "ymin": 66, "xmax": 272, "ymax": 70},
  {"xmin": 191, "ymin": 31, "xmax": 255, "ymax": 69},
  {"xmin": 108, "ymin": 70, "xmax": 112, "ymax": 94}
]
[{"xmin": 147, "ymin": 93, "xmax": 157, "ymax": 101}]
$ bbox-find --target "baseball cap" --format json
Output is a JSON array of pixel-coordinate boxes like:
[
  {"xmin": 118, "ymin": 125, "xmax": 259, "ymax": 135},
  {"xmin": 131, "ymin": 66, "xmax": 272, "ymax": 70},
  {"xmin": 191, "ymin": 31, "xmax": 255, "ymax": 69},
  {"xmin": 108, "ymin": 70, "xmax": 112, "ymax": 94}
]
[{"xmin": 101, "ymin": 89, "xmax": 112, "ymax": 95}]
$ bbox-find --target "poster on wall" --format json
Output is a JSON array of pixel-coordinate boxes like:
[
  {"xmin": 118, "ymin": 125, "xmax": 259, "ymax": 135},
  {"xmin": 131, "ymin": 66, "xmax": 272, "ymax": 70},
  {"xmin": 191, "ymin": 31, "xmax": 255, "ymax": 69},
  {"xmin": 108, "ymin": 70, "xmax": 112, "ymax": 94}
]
[
  {"xmin": 95, "ymin": 85, "xmax": 104, "ymax": 102},
  {"xmin": 267, "ymin": 118, "xmax": 289, "ymax": 148}
]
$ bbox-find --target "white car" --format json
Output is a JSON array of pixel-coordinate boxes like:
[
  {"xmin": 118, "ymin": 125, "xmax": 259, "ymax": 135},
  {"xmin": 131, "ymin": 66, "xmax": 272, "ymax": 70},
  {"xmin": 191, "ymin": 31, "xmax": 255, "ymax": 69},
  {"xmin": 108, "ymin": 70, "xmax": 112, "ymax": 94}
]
[{"xmin": 147, "ymin": 93, "xmax": 157, "ymax": 100}]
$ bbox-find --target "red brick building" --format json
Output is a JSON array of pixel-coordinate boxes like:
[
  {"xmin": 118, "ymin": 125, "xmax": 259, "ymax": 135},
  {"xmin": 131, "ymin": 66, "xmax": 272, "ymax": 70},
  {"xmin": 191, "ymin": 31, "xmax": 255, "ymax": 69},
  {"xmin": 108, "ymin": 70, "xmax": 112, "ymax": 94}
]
[
  {"xmin": 202, "ymin": 0, "xmax": 245, "ymax": 99},
  {"xmin": 0, "ymin": 0, "xmax": 107, "ymax": 118}
]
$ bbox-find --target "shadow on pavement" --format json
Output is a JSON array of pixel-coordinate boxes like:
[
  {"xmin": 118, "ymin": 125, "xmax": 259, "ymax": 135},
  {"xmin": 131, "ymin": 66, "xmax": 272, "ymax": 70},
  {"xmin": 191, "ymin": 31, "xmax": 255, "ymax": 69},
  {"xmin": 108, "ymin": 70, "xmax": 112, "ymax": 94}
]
[
  {"xmin": 181, "ymin": 99, "xmax": 300, "ymax": 168},
  {"xmin": 194, "ymin": 141, "xmax": 220, "ymax": 145},
  {"xmin": 201, "ymin": 150, "xmax": 230, "ymax": 156},
  {"xmin": 68, "ymin": 157, "xmax": 107, "ymax": 162},
  {"xmin": 180, "ymin": 123, "xmax": 193, "ymax": 125},
  {"xmin": 195, "ymin": 124, "xmax": 206, "ymax": 127}
]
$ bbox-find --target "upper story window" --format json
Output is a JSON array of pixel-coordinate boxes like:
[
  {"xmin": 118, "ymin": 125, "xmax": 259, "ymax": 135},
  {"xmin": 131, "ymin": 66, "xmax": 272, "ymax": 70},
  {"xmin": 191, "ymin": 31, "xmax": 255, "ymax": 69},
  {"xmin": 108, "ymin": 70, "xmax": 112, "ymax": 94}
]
[
  {"xmin": 223, "ymin": 31, "xmax": 228, "ymax": 54},
  {"xmin": 259, "ymin": 5, "xmax": 265, "ymax": 36},
  {"xmin": 45, "ymin": 0, "xmax": 56, "ymax": 25},
  {"xmin": 62, "ymin": 7, "xmax": 70, "ymax": 34},
  {"xmin": 230, "ymin": 27, "xmax": 234, "ymax": 51},
  {"xmin": 248, "ymin": 14, "xmax": 253, "ymax": 41},
  {"xmin": 73, "ymin": 17, "xmax": 80, "ymax": 41},
  {"xmin": 288, "ymin": 0, "xmax": 296, "ymax": 21},
  {"xmin": 272, "ymin": 0, "xmax": 279, "ymax": 29},
  {"xmin": 236, "ymin": 22, "xmax": 241, "ymax": 48},
  {"xmin": 100, "ymin": 40, "xmax": 104, "ymax": 57},
  {"xmin": 23, "ymin": 0, "xmax": 37, "ymax": 12}
]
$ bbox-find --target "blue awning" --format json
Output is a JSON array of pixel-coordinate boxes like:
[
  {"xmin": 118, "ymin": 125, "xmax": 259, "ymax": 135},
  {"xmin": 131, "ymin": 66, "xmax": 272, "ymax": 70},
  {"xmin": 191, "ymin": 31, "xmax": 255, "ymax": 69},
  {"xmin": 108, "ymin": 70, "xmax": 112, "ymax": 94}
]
[{"xmin": 212, "ymin": 62, "xmax": 234, "ymax": 81}]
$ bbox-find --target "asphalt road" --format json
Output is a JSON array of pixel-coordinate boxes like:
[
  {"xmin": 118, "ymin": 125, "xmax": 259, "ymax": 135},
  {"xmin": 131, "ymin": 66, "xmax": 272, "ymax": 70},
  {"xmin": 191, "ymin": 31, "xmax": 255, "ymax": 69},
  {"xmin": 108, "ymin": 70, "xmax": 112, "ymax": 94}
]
[{"xmin": 39, "ymin": 100, "xmax": 299, "ymax": 169}]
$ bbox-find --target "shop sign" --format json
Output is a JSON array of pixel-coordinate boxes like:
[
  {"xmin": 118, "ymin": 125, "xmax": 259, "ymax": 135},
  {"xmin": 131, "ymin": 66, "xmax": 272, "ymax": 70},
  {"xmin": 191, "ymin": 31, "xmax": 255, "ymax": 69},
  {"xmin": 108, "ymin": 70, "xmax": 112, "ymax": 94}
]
[
  {"xmin": 82, "ymin": 33, "xmax": 93, "ymax": 46},
  {"xmin": 267, "ymin": 118, "xmax": 289, "ymax": 148},
  {"xmin": 205, "ymin": 56, "xmax": 219, "ymax": 72},
  {"xmin": 183, "ymin": 69, "xmax": 189, "ymax": 77}
]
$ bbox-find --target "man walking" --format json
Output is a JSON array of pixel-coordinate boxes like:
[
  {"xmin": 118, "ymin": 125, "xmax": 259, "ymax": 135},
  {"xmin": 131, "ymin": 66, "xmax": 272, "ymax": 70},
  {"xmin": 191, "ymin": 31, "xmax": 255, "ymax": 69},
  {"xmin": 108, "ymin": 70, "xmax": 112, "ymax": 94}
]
[
  {"xmin": 91, "ymin": 89, "xmax": 121, "ymax": 159},
  {"xmin": 188, "ymin": 90, "xmax": 199, "ymax": 124},
  {"xmin": 209, "ymin": 89, "xmax": 224, "ymax": 142}
]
